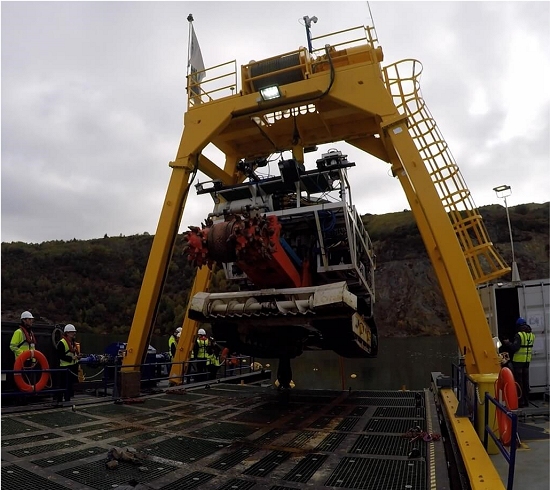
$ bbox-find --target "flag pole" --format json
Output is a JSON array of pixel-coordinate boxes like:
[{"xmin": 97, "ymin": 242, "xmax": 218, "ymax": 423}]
[{"xmin": 186, "ymin": 14, "xmax": 194, "ymax": 79}]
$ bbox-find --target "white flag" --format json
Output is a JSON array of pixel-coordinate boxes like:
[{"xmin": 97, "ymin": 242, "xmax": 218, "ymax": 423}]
[{"xmin": 188, "ymin": 25, "xmax": 205, "ymax": 83}]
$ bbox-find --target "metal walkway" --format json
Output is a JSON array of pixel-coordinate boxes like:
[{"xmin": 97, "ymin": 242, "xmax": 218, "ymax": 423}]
[{"xmin": 1, "ymin": 383, "xmax": 450, "ymax": 490}]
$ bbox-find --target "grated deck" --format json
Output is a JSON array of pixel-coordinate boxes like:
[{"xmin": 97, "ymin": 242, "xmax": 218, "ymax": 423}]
[{"xmin": 1, "ymin": 384, "xmax": 447, "ymax": 489}]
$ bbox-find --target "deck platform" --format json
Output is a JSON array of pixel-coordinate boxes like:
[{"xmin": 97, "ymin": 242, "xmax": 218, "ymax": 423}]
[{"xmin": 1, "ymin": 382, "xmax": 451, "ymax": 490}]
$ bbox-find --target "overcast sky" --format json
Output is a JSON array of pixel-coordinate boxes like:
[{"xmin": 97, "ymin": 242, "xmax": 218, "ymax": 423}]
[{"xmin": 2, "ymin": 1, "xmax": 549, "ymax": 244}]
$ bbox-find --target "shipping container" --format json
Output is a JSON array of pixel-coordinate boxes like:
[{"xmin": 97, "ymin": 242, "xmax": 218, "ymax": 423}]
[{"xmin": 478, "ymin": 278, "xmax": 550, "ymax": 395}]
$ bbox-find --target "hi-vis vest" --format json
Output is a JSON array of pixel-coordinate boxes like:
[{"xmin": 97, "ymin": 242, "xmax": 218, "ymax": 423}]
[
  {"xmin": 196, "ymin": 338, "xmax": 209, "ymax": 359},
  {"xmin": 513, "ymin": 331, "xmax": 535, "ymax": 363},
  {"xmin": 168, "ymin": 335, "xmax": 177, "ymax": 360},
  {"xmin": 59, "ymin": 338, "xmax": 78, "ymax": 367},
  {"xmin": 10, "ymin": 327, "xmax": 36, "ymax": 358}
]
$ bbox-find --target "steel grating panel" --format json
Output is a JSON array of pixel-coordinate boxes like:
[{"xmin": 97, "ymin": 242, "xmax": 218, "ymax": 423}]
[
  {"xmin": 350, "ymin": 390, "xmax": 419, "ymax": 398},
  {"xmin": 159, "ymin": 392, "xmax": 206, "ymax": 402},
  {"xmin": 158, "ymin": 471, "xmax": 215, "ymax": 489},
  {"xmin": 73, "ymin": 422, "xmax": 119, "ymax": 434},
  {"xmin": 215, "ymin": 478, "xmax": 256, "ymax": 490},
  {"xmin": 177, "ymin": 403, "xmax": 205, "ymax": 415},
  {"xmin": 270, "ymin": 487, "xmax": 300, "ymax": 490},
  {"xmin": 137, "ymin": 398, "xmax": 182, "ymax": 410},
  {"xmin": 0, "ymin": 418, "xmax": 40, "ymax": 436},
  {"xmin": 285, "ymin": 431, "xmax": 316, "ymax": 448},
  {"xmin": 21, "ymin": 411, "xmax": 98, "ymax": 428},
  {"xmin": 119, "ymin": 431, "xmax": 164, "ymax": 446},
  {"xmin": 315, "ymin": 432, "xmax": 347, "ymax": 452},
  {"xmin": 169, "ymin": 419, "xmax": 201, "ymax": 431},
  {"xmin": 252, "ymin": 429, "xmax": 285, "ymax": 445},
  {"xmin": 209, "ymin": 408, "xmax": 240, "ymax": 418},
  {"xmin": 372, "ymin": 406, "xmax": 425, "ymax": 418},
  {"xmin": 230, "ymin": 404, "xmax": 296, "ymax": 424},
  {"xmin": 142, "ymin": 435, "xmax": 228, "ymax": 463},
  {"xmin": 325, "ymin": 457, "xmax": 426, "ymax": 489},
  {"xmin": 283, "ymin": 453, "xmax": 328, "ymax": 483},
  {"xmin": 2, "ymin": 464, "xmax": 69, "ymax": 490},
  {"xmin": 287, "ymin": 395, "xmax": 337, "ymax": 404},
  {"xmin": 326, "ymin": 405, "xmax": 347, "ymax": 416},
  {"xmin": 57, "ymin": 458, "xmax": 176, "ymax": 490},
  {"xmin": 349, "ymin": 406, "xmax": 368, "ymax": 417},
  {"xmin": 84, "ymin": 425, "xmax": 141, "ymax": 441},
  {"xmin": 364, "ymin": 418, "xmax": 425, "ymax": 434},
  {"xmin": 308, "ymin": 416, "xmax": 333, "ymax": 429},
  {"xmin": 80, "ymin": 403, "xmax": 143, "ymax": 417},
  {"xmin": 335, "ymin": 417, "xmax": 359, "ymax": 431},
  {"xmin": 144, "ymin": 415, "xmax": 181, "ymax": 426},
  {"xmin": 191, "ymin": 421, "xmax": 259, "ymax": 440},
  {"xmin": 243, "ymin": 450, "xmax": 292, "ymax": 477},
  {"xmin": 8, "ymin": 438, "xmax": 81, "ymax": 457},
  {"xmin": 126, "ymin": 412, "xmax": 164, "ymax": 423},
  {"xmin": 350, "ymin": 434, "xmax": 426, "ymax": 457},
  {"xmin": 2, "ymin": 432, "xmax": 61, "ymax": 447},
  {"xmin": 208, "ymin": 446, "xmax": 258, "ymax": 470},
  {"xmin": 32, "ymin": 446, "xmax": 104, "ymax": 467},
  {"xmin": 346, "ymin": 397, "xmax": 418, "ymax": 407}
]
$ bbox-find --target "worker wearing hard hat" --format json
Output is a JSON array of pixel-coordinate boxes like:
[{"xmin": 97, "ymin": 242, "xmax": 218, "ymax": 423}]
[
  {"xmin": 10, "ymin": 311, "xmax": 37, "ymax": 359},
  {"xmin": 54, "ymin": 324, "xmax": 80, "ymax": 406},
  {"xmin": 503, "ymin": 317, "xmax": 536, "ymax": 408},
  {"xmin": 193, "ymin": 328, "xmax": 211, "ymax": 381},
  {"xmin": 169, "ymin": 327, "xmax": 182, "ymax": 361}
]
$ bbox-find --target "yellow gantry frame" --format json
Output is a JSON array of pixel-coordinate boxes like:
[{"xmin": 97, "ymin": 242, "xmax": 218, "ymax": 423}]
[{"xmin": 122, "ymin": 28, "xmax": 504, "ymax": 390}]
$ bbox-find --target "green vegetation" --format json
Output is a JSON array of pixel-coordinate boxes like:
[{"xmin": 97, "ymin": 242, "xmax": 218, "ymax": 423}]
[{"xmin": 2, "ymin": 203, "xmax": 548, "ymax": 337}]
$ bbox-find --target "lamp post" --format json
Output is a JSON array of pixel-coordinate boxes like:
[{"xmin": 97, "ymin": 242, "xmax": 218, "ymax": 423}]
[{"xmin": 493, "ymin": 185, "xmax": 521, "ymax": 282}]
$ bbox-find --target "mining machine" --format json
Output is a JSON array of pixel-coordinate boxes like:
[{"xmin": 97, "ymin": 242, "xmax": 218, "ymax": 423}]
[{"xmin": 121, "ymin": 19, "xmax": 510, "ymax": 396}]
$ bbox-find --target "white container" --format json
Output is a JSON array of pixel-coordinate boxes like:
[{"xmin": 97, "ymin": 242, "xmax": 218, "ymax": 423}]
[{"xmin": 477, "ymin": 279, "xmax": 550, "ymax": 394}]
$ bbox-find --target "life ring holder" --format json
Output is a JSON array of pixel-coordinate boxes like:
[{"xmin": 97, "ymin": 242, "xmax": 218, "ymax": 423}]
[
  {"xmin": 52, "ymin": 325, "xmax": 64, "ymax": 349},
  {"xmin": 14, "ymin": 350, "xmax": 51, "ymax": 393},
  {"xmin": 495, "ymin": 366, "xmax": 518, "ymax": 446}
]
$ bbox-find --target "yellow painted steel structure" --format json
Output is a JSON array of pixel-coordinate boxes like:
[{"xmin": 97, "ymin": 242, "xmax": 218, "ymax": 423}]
[
  {"xmin": 122, "ymin": 25, "xmax": 508, "ymax": 396},
  {"xmin": 440, "ymin": 387, "xmax": 505, "ymax": 489}
]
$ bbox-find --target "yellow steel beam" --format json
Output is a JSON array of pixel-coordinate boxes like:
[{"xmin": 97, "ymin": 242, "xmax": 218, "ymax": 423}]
[
  {"xmin": 381, "ymin": 119, "xmax": 500, "ymax": 375},
  {"xmin": 122, "ymin": 164, "xmax": 195, "ymax": 377},
  {"xmin": 440, "ymin": 387, "xmax": 504, "ymax": 489}
]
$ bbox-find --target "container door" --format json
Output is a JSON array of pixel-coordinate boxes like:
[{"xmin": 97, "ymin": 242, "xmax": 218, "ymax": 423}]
[{"xmin": 518, "ymin": 281, "xmax": 550, "ymax": 394}]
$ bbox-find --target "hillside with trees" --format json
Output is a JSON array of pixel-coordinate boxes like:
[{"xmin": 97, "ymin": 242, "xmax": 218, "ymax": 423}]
[{"xmin": 2, "ymin": 203, "xmax": 548, "ymax": 337}]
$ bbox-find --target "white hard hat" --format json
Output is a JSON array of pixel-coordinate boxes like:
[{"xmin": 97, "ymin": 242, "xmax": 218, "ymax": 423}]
[
  {"xmin": 21, "ymin": 311, "xmax": 34, "ymax": 320},
  {"xmin": 175, "ymin": 327, "xmax": 182, "ymax": 334},
  {"xmin": 64, "ymin": 324, "xmax": 76, "ymax": 333},
  {"xmin": 198, "ymin": 328, "xmax": 206, "ymax": 336}
]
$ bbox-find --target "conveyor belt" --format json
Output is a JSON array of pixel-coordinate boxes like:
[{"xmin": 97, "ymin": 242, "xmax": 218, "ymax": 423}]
[{"xmin": 1, "ymin": 384, "xmax": 450, "ymax": 489}]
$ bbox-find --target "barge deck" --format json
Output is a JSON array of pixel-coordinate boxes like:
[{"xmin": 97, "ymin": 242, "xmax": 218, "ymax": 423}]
[
  {"xmin": 2, "ymin": 382, "xmax": 449, "ymax": 490},
  {"xmin": 2, "ymin": 380, "xmax": 548, "ymax": 490}
]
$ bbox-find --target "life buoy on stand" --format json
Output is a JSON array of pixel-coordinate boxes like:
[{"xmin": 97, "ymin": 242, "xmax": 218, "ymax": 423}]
[
  {"xmin": 495, "ymin": 366, "xmax": 518, "ymax": 446},
  {"xmin": 14, "ymin": 350, "xmax": 51, "ymax": 393}
]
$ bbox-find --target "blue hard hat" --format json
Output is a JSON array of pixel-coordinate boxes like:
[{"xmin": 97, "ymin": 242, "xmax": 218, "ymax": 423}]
[{"xmin": 516, "ymin": 317, "xmax": 526, "ymax": 326}]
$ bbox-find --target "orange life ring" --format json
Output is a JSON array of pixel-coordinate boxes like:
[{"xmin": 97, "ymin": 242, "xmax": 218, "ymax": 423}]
[
  {"xmin": 495, "ymin": 366, "xmax": 518, "ymax": 446},
  {"xmin": 220, "ymin": 347, "xmax": 229, "ymax": 364},
  {"xmin": 14, "ymin": 350, "xmax": 51, "ymax": 393}
]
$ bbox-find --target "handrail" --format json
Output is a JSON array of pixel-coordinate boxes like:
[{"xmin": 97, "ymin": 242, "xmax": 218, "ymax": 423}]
[{"xmin": 484, "ymin": 392, "xmax": 518, "ymax": 490}]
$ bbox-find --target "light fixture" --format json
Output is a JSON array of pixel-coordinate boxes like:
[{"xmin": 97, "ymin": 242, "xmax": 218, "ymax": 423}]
[
  {"xmin": 259, "ymin": 85, "xmax": 282, "ymax": 101},
  {"xmin": 493, "ymin": 184, "xmax": 520, "ymax": 282}
]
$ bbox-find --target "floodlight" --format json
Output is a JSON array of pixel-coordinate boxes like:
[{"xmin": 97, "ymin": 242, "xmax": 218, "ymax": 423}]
[{"xmin": 259, "ymin": 85, "xmax": 282, "ymax": 101}]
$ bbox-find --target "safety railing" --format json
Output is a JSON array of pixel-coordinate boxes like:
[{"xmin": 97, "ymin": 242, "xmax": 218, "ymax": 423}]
[
  {"xmin": 484, "ymin": 393, "xmax": 518, "ymax": 490},
  {"xmin": 187, "ymin": 59, "xmax": 237, "ymax": 109},
  {"xmin": 451, "ymin": 360, "xmax": 519, "ymax": 489},
  {"xmin": 2, "ymin": 355, "xmax": 264, "ymax": 403},
  {"xmin": 1, "ymin": 367, "xmax": 68, "ymax": 399}
]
